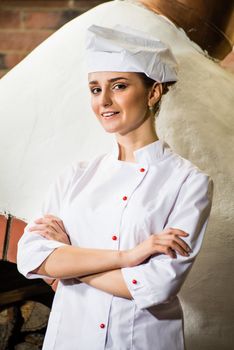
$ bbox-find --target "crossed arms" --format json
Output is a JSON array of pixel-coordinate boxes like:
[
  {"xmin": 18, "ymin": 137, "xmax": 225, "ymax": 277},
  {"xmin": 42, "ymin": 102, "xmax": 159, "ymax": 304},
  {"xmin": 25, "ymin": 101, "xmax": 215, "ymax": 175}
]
[{"xmin": 26, "ymin": 214, "xmax": 191, "ymax": 300}]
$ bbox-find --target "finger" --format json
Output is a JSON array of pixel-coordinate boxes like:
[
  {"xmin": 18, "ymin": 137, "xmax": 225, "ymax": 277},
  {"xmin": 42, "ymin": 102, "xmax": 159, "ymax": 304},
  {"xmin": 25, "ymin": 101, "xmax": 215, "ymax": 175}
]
[
  {"xmin": 163, "ymin": 227, "xmax": 189, "ymax": 237},
  {"xmin": 157, "ymin": 234, "xmax": 191, "ymax": 253},
  {"xmin": 169, "ymin": 228, "xmax": 189, "ymax": 237},
  {"xmin": 29, "ymin": 223, "xmax": 59, "ymax": 233},
  {"xmin": 53, "ymin": 219, "xmax": 66, "ymax": 232},
  {"xmin": 40, "ymin": 232, "xmax": 57, "ymax": 240},
  {"xmin": 166, "ymin": 248, "xmax": 177, "ymax": 259},
  {"xmin": 173, "ymin": 236, "xmax": 192, "ymax": 253},
  {"xmin": 42, "ymin": 225, "xmax": 69, "ymax": 243},
  {"xmin": 52, "ymin": 221, "xmax": 70, "ymax": 241},
  {"xmin": 156, "ymin": 241, "xmax": 190, "ymax": 257},
  {"xmin": 51, "ymin": 279, "xmax": 59, "ymax": 292},
  {"xmin": 44, "ymin": 214, "xmax": 66, "ymax": 231},
  {"xmin": 29, "ymin": 221, "xmax": 70, "ymax": 244},
  {"xmin": 28, "ymin": 224, "xmax": 49, "ymax": 232},
  {"xmin": 39, "ymin": 218, "xmax": 65, "ymax": 233},
  {"xmin": 159, "ymin": 245, "xmax": 177, "ymax": 259},
  {"xmin": 42, "ymin": 230, "xmax": 69, "ymax": 244},
  {"xmin": 34, "ymin": 217, "xmax": 59, "ymax": 226},
  {"xmin": 170, "ymin": 241, "xmax": 189, "ymax": 256},
  {"xmin": 46, "ymin": 220, "xmax": 67, "ymax": 237}
]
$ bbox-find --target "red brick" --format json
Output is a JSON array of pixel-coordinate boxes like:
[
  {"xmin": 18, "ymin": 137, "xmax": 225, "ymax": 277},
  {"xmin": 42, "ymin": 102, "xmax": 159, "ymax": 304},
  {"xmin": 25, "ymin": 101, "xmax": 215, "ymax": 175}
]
[
  {"xmin": 0, "ymin": 10, "xmax": 21, "ymax": 29},
  {"xmin": 0, "ymin": 1, "xmax": 107, "ymax": 10},
  {"xmin": 0, "ymin": 1, "xmax": 70, "ymax": 9},
  {"xmin": 6, "ymin": 217, "xmax": 27, "ymax": 263},
  {"xmin": 4, "ymin": 53, "xmax": 26, "ymax": 69},
  {"xmin": 0, "ymin": 214, "xmax": 8, "ymax": 260},
  {"xmin": 0, "ymin": 30, "xmax": 53, "ymax": 51},
  {"xmin": 23, "ymin": 11, "xmax": 62, "ymax": 30}
]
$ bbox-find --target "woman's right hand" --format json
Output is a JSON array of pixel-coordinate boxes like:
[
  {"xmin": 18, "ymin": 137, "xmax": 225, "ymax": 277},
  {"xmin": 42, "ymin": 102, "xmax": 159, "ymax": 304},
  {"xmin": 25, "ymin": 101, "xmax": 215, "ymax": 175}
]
[{"xmin": 123, "ymin": 228, "xmax": 192, "ymax": 267}]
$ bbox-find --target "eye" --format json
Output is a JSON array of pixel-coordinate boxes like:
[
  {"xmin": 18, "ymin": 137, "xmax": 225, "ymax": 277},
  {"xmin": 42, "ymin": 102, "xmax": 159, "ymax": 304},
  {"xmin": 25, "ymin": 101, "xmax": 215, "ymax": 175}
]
[
  {"xmin": 90, "ymin": 87, "xmax": 101, "ymax": 95},
  {"xmin": 113, "ymin": 83, "xmax": 127, "ymax": 90}
]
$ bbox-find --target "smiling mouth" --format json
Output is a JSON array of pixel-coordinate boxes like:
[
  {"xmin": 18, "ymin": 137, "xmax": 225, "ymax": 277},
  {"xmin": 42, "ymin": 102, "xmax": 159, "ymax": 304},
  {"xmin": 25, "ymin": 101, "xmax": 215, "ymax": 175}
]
[{"xmin": 101, "ymin": 112, "xmax": 120, "ymax": 118}]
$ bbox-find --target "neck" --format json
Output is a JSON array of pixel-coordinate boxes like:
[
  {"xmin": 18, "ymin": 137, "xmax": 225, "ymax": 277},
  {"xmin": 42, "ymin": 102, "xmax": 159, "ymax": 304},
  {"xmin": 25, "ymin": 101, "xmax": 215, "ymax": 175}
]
[
  {"xmin": 114, "ymin": 110, "xmax": 159, "ymax": 162},
  {"xmin": 115, "ymin": 133, "xmax": 159, "ymax": 162}
]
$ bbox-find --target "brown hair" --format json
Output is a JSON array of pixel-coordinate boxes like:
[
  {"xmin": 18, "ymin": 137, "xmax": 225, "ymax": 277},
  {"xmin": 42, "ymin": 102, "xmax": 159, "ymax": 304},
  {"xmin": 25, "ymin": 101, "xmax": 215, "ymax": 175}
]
[
  {"xmin": 136, "ymin": 72, "xmax": 174, "ymax": 95},
  {"xmin": 136, "ymin": 72, "xmax": 175, "ymax": 116}
]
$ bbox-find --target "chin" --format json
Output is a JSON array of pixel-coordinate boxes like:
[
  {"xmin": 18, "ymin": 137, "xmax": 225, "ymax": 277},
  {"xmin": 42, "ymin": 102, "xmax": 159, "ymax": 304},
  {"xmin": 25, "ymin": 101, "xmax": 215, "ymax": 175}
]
[
  {"xmin": 102, "ymin": 127, "xmax": 118, "ymax": 134},
  {"xmin": 100, "ymin": 121, "xmax": 121, "ymax": 133}
]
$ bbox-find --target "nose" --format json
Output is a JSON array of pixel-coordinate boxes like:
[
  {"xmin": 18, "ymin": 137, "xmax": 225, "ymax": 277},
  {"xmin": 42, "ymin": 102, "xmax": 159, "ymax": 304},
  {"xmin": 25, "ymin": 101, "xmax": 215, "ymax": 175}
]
[{"xmin": 100, "ymin": 89, "xmax": 112, "ymax": 107}]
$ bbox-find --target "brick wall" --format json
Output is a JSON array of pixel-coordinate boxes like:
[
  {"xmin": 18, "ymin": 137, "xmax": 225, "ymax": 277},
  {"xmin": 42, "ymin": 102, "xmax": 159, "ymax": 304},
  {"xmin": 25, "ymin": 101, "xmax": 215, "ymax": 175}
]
[{"xmin": 0, "ymin": 0, "xmax": 108, "ymax": 78}]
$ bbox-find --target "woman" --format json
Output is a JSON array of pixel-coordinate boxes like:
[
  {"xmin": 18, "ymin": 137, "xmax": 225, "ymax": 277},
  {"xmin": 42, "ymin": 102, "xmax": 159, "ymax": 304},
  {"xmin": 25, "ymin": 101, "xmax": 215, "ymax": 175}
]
[{"xmin": 17, "ymin": 24, "xmax": 213, "ymax": 350}]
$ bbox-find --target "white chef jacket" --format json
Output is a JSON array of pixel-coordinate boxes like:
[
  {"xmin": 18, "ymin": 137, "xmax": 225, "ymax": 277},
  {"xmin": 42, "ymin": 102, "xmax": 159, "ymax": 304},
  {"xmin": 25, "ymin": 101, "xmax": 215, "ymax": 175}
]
[{"xmin": 17, "ymin": 138, "xmax": 213, "ymax": 350}]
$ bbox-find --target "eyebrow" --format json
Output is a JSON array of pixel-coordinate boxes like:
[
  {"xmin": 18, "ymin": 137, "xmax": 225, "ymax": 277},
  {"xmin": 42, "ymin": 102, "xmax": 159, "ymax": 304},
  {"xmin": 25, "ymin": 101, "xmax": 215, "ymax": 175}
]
[{"xmin": 88, "ymin": 77, "xmax": 130, "ymax": 85}]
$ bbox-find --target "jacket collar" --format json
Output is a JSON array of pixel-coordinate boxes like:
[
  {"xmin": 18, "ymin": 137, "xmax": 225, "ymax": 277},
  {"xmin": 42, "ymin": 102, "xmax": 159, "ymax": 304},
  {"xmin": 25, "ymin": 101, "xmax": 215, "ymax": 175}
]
[{"xmin": 110, "ymin": 137, "xmax": 171, "ymax": 165}]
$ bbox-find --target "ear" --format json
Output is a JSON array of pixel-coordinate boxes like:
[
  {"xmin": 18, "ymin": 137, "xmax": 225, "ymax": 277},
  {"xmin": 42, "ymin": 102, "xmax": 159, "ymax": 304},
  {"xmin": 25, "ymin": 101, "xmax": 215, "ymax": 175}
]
[{"xmin": 148, "ymin": 83, "xmax": 163, "ymax": 107}]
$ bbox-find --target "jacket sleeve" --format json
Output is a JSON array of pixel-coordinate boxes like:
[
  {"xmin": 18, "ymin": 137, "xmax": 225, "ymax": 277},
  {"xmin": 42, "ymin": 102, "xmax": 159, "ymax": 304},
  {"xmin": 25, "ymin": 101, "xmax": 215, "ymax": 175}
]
[
  {"xmin": 17, "ymin": 162, "xmax": 85, "ymax": 280},
  {"xmin": 121, "ymin": 170, "xmax": 214, "ymax": 310}
]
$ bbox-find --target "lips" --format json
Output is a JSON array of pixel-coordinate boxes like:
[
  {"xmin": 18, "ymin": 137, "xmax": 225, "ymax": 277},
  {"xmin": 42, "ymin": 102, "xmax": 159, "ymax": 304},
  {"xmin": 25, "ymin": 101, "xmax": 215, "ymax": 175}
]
[{"xmin": 101, "ymin": 111, "xmax": 119, "ymax": 117}]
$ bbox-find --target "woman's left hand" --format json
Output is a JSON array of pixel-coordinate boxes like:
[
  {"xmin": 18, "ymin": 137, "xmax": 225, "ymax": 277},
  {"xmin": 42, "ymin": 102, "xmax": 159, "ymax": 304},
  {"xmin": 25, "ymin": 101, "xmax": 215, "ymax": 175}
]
[{"xmin": 28, "ymin": 214, "xmax": 71, "ymax": 245}]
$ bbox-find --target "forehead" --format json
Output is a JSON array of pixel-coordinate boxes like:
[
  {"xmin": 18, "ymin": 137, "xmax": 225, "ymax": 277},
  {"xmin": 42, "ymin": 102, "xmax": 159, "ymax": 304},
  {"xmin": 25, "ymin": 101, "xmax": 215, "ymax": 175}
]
[{"xmin": 88, "ymin": 71, "xmax": 140, "ymax": 83}]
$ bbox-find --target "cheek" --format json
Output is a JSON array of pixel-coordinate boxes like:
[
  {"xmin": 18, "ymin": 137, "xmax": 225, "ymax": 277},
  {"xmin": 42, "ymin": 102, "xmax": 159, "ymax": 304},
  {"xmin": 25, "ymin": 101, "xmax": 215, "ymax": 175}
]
[
  {"xmin": 120, "ymin": 92, "xmax": 147, "ymax": 114},
  {"xmin": 117, "ymin": 92, "xmax": 140, "ymax": 110}
]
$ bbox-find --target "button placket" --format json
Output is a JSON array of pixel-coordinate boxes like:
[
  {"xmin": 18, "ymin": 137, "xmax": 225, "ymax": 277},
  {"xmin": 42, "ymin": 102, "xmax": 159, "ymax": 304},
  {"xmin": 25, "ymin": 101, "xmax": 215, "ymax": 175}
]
[{"xmin": 118, "ymin": 165, "xmax": 148, "ymax": 247}]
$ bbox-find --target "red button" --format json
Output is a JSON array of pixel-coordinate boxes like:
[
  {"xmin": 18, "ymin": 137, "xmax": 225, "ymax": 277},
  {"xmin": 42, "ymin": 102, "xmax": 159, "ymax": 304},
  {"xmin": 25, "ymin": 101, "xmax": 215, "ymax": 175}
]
[
  {"xmin": 132, "ymin": 279, "xmax": 137, "ymax": 284},
  {"xmin": 122, "ymin": 196, "xmax": 128, "ymax": 201},
  {"xmin": 112, "ymin": 235, "xmax": 118, "ymax": 240},
  {"xmin": 100, "ymin": 323, "xmax": 105, "ymax": 328},
  {"xmin": 140, "ymin": 168, "xmax": 145, "ymax": 172}
]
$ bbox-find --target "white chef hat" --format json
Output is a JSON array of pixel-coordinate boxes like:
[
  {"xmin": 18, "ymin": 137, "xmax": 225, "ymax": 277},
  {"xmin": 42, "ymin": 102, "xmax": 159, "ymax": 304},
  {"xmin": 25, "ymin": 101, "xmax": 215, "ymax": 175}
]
[{"xmin": 85, "ymin": 24, "xmax": 178, "ymax": 83}]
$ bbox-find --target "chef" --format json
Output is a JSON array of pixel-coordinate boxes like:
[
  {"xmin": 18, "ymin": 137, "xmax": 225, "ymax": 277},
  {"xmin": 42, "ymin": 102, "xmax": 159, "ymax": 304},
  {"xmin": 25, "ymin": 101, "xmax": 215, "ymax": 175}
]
[{"xmin": 17, "ymin": 24, "xmax": 214, "ymax": 350}]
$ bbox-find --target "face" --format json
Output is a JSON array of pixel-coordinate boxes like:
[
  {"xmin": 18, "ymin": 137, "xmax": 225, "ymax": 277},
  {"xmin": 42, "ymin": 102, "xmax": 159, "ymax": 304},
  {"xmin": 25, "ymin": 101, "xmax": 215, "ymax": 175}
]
[{"xmin": 88, "ymin": 71, "xmax": 154, "ymax": 135}]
